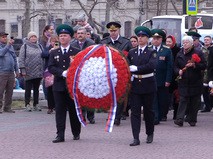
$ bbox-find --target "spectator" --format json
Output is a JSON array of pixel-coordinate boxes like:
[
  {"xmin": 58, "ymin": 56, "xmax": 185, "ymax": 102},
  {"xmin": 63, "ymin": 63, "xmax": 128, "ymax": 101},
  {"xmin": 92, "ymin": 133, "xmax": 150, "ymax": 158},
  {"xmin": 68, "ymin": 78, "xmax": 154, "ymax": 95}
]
[
  {"xmin": 174, "ymin": 36, "xmax": 206, "ymax": 127},
  {"xmin": 41, "ymin": 35, "xmax": 59, "ymax": 114},
  {"xmin": 18, "ymin": 31, "xmax": 44, "ymax": 112},
  {"xmin": 0, "ymin": 32, "xmax": 18, "ymax": 113},
  {"xmin": 130, "ymin": 35, "xmax": 138, "ymax": 48},
  {"xmin": 166, "ymin": 35, "xmax": 181, "ymax": 119}
]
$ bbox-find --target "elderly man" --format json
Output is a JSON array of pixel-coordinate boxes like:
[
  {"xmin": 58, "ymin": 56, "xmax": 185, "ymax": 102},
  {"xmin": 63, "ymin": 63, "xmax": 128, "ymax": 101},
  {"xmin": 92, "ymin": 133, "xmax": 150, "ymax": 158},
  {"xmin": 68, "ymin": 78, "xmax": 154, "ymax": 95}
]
[
  {"xmin": 174, "ymin": 36, "xmax": 206, "ymax": 127},
  {"xmin": 0, "ymin": 32, "xmax": 18, "ymax": 113},
  {"xmin": 48, "ymin": 24, "xmax": 81, "ymax": 143},
  {"xmin": 128, "ymin": 26, "xmax": 157, "ymax": 146}
]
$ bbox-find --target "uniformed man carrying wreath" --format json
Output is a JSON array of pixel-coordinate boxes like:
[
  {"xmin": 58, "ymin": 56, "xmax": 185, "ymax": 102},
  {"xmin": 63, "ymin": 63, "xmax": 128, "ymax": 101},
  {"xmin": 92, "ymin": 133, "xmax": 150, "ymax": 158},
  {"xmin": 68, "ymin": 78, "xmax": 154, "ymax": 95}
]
[
  {"xmin": 128, "ymin": 26, "xmax": 157, "ymax": 146},
  {"xmin": 48, "ymin": 24, "xmax": 81, "ymax": 143}
]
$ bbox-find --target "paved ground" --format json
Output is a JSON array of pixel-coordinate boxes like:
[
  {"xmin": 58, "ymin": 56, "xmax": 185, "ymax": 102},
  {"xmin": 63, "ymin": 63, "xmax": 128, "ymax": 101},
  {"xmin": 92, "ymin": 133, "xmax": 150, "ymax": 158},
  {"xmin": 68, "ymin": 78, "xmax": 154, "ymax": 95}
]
[{"xmin": 0, "ymin": 103, "xmax": 213, "ymax": 159}]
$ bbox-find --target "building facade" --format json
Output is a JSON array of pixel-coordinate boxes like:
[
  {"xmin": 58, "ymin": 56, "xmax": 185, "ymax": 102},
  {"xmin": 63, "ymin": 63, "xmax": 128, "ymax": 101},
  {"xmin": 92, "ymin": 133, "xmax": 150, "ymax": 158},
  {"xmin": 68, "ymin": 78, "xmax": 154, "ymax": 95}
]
[{"xmin": 0, "ymin": 0, "xmax": 212, "ymax": 39}]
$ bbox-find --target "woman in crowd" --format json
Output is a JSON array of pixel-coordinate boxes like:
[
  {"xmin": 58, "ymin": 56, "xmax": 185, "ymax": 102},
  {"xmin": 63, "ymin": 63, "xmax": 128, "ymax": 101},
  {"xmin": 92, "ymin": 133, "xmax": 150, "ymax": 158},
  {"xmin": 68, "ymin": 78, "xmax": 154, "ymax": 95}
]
[
  {"xmin": 130, "ymin": 35, "xmax": 138, "ymax": 48},
  {"xmin": 174, "ymin": 35, "xmax": 206, "ymax": 127},
  {"xmin": 166, "ymin": 35, "xmax": 181, "ymax": 119},
  {"xmin": 40, "ymin": 25, "xmax": 55, "ymax": 114},
  {"xmin": 18, "ymin": 31, "xmax": 44, "ymax": 111},
  {"xmin": 41, "ymin": 35, "xmax": 59, "ymax": 114}
]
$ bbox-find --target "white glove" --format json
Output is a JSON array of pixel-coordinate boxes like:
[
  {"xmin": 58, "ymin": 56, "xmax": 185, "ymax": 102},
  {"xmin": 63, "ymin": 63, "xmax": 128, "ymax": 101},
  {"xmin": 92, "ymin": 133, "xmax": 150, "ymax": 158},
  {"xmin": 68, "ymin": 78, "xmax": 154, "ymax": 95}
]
[
  {"xmin": 129, "ymin": 65, "xmax": 137, "ymax": 72},
  {"xmin": 62, "ymin": 70, "xmax": 67, "ymax": 78},
  {"xmin": 209, "ymin": 81, "xmax": 213, "ymax": 88}
]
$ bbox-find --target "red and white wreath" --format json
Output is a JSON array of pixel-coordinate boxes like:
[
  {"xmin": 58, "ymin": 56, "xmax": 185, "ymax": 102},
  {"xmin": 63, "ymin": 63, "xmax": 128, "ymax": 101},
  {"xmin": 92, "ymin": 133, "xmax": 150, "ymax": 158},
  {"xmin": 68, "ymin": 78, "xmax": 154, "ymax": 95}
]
[{"xmin": 66, "ymin": 44, "xmax": 130, "ymax": 132}]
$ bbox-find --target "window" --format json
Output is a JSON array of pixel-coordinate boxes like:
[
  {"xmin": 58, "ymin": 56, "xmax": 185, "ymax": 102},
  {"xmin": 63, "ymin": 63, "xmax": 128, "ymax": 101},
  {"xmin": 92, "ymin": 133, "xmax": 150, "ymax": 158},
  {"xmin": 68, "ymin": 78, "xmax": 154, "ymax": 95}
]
[
  {"xmin": 39, "ymin": 19, "xmax": 46, "ymax": 37},
  {"xmin": 55, "ymin": 19, "xmax": 62, "ymax": 29},
  {"xmin": 0, "ymin": 20, "xmax": 5, "ymax": 32},
  {"xmin": 124, "ymin": 21, "xmax": 131, "ymax": 38},
  {"xmin": 185, "ymin": 16, "xmax": 213, "ymax": 29},
  {"xmin": 11, "ymin": 24, "xmax": 18, "ymax": 38}
]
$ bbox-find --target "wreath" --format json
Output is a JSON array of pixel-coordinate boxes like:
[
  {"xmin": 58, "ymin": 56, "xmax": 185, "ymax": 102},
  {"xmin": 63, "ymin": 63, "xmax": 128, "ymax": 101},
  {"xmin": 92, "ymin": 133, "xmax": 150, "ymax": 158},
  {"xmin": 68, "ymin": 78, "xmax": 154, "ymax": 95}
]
[{"xmin": 66, "ymin": 44, "xmax": 130, "ymax": 132}]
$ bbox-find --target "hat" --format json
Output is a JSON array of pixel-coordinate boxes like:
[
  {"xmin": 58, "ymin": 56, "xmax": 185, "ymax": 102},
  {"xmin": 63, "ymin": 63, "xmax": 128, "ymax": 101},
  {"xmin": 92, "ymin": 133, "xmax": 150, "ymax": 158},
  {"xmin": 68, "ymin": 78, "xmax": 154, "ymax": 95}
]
[
  {"xmin": 151, "ymin": 29, "xmax": 166, "ymax": 39},
  {"xmin": 77, "ymin": 14, "xmax": 86, "ymax": 21},
  {"xmin": 27, "ymin": 31, "xmax": 37, "ymax": 39},
  {"xmin": 106, "ymin": 22, "xmax": 121, "ymax": 31},
  {"xmin": 185, "ymin": 31, "xmax": 201, "ymax": 39},
  {"xmin": 134, "ymin": 26, "xmax": 151, "ymax": 38},
  {"xmin": 0, "ymin": 32, "xmax": 8, "ymax": 37},
  {"xmin": 56, "ymin": 24, "xmax": 74, "ymax": 37}
]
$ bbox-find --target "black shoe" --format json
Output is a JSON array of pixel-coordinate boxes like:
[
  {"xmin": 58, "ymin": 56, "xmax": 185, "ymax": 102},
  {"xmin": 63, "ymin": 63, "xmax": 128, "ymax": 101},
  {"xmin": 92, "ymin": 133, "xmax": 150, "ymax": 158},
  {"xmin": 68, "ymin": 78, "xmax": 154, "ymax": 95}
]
[
  {"xmin": 114, "ymin": 119, "xmax": 120, "ymax": 126},
  {"xmin": 73, "ymin": 135, "xmax": 80, "ymax": 140},
  {"xmin": 174, "ymin": 119, "xmax": 183, "ymax": 127},
  {"xmin": 146, "ymin": 134, "xmax": 154, "ymax": 144},
  {"xmin": 154, "ymin": 120, "xmax": 160, "ymax": 125},
  {"xmin": 89, "ymin": 119, "xmax": 95, "ymax": 124},
  {"xmin": 130, "ymin": 139, "xmax": 140, "ymax": 146},
  {"xmin": 121, "ymin": 115, "xmax": 126, "ymax": 120},
  {"xmin": 52, "ymin": 137, "xmax": 64, "ymax": 143},
  {"xmin": 188, "ymin": 122, "xmax": 196, "ymax": 126},
  {"xmin": 201, "ymin": 109, "xmax": 210, "ymax": 113}
]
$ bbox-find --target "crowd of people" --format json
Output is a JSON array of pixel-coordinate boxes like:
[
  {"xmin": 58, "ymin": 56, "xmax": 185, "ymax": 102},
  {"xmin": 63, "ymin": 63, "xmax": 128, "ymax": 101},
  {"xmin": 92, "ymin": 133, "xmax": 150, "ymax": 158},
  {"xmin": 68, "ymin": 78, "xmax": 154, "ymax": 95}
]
[{"xmin": 0, "ymin": 14, "xmax": 213, "ymax": 146}]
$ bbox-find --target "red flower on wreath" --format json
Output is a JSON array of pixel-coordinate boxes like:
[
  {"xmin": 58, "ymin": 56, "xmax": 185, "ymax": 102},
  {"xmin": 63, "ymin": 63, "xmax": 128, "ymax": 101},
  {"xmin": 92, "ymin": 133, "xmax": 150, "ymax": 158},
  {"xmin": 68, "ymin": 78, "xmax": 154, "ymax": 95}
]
[{"xmin": 66, "ymin": 45, "xmax": 131, "ymax": 110}]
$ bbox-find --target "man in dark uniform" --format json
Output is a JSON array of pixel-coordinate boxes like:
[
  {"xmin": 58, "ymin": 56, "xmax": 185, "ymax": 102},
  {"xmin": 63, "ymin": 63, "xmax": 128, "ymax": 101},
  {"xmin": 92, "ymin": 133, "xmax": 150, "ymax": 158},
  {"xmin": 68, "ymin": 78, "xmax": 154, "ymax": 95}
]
[
  {"xmin": 151, "ymin": 29, "xmax": 173, "ymax": 124},
  {"xmin": 128, "ymin": 26, "xmax": 157, "ymax": 146},
  {"xmin": 71, "ymin": 27, "xmax": 96, "ymax": 124},
  {"xmin": 48, "ymin": 24, "xmax": 81, "ymax": 143},
  {"xmin": 101, "ymin": 21, "xmax": 132, "ymax": 125},
  {"xmin": 186, "ymin": 31, "xmax": 203, "ymax": 50}
]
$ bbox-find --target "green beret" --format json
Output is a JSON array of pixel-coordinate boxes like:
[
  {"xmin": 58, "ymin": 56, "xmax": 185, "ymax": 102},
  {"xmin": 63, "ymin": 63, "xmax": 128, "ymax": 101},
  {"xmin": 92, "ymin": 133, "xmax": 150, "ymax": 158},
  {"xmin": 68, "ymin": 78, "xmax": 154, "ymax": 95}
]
[
  {"xmin": 185, "ymin": 31, "xmax": 201, "ymax": 39},
  {"xmin": 151, "ymin": 29, "xmax": 166, "ymax": 39},
  {"xmin": 56, "ymin": 24, "xmax": 74, "ymax": 37},
  {"xmin": 106, "ymin": 22, "xmax": 121, "ymax": 30},
  {"xmin": 134, "ymin": 26, "xmax": 151, "ymax": 37}
]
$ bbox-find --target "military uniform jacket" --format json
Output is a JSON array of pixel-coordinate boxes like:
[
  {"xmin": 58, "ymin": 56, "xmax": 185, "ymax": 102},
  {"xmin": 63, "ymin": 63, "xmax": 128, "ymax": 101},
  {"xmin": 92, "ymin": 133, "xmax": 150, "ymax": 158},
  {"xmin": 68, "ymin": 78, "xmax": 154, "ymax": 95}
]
[
  {"xmin": 127, "ymin": 46, "xmax": 158, "ymax": 94},
  {"xmin": 101, "ymin": 36, "xmax": 132, "ymax": 52},
  {"xmin": 154, "ymin": 45, "xmax": 173, "ymax": 87},
  {"xmin": 208, "ymin": 46, "xmax": 213, "ymax": 81},
  {"xmin": 48, "ymin": 46, "xmax": 80, "ymax": 91}
]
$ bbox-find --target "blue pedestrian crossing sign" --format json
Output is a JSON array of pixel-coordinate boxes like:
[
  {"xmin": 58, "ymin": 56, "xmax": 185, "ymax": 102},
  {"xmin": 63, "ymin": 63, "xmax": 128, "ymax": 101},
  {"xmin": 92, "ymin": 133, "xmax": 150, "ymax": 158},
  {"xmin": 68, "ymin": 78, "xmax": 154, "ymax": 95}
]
[{"xmin": 187, "ymin": 0, "xmax": 198, "ymax": 15}]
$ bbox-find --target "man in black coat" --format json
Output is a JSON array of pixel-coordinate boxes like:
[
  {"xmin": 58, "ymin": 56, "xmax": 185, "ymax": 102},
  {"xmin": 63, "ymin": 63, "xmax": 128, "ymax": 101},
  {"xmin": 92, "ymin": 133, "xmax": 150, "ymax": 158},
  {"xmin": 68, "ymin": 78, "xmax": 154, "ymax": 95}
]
[
  {"xmin": 101, "ymin": 22, "xmax": 132, "ymax": 125},
  {"xmin": 48, "ymin": 24, "xmax": 81, "ymax": 143},
  {"xmin": 71, "ymin": 27, "xmax": 96, "ymax": 124},
  {"xmin": 128, "ymin": 26, "xmax": 157, "ymax": 146}
]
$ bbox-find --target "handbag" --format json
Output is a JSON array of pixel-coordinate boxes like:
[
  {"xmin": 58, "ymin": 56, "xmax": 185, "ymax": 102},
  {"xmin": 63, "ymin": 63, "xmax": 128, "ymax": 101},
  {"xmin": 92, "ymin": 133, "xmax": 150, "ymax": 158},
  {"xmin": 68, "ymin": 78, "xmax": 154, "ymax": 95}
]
[{"xmin": 43, "ymin": 69, "xmax": 54, "ymax": 87}]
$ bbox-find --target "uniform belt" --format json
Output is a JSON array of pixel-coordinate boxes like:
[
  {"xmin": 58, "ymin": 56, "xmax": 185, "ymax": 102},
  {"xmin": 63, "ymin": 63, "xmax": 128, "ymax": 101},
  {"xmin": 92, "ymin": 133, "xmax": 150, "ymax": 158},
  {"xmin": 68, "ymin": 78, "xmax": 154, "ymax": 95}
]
[{"xmin": 133, "ymin": 73, "xmax": 154, "ymax": 79}]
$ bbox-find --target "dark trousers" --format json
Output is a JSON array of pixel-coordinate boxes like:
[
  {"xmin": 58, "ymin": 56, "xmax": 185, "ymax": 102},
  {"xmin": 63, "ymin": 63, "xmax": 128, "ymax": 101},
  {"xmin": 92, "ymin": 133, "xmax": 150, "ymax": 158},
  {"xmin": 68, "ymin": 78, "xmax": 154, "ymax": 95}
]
[
  {"xmin": 131, "ymin": 92, "xmax": 155, "ymax": 140},
  {"xmin": 176, "ymin": 95, "xmax": 201, "ymax": 123},
  {"xmin": 25, "ymin": 78, "xmax": 42, "ymax": 106},
  {"xmin": 115, "ymin": 102, "xmax": 124, "ymax": 120},
  {"xmin": 0, "ymin": 73, "xmax": 15, "ymax": 110},
  {"xmin": 82, "ymin": 108, "xmax": 95, "ymax": 121},
  {"xmin": 53, "ymin": 90, "xmax": 81, "ymax": 138},
  {"xmin": 153, "ymin": 86, "xmax": 169, "ymax": 121},
  {"xmin": 47, "ymin": 86, "xmax": 55, "ymax": 109},
  {"xmin": 202, "ymin": 86, "xmax": 212, "ymax": 111}
]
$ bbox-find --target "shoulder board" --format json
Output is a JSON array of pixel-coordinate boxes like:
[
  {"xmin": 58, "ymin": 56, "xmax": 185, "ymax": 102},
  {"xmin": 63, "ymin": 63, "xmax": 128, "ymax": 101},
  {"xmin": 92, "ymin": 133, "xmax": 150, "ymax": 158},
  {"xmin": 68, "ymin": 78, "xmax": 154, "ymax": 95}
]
[
  {"xmin": 121, "ymin": 36, "xmax": 130, "ymax": 40},
  {"xmin": 163, "ymin": 45, "xmax": 170, "ymax": 49}
]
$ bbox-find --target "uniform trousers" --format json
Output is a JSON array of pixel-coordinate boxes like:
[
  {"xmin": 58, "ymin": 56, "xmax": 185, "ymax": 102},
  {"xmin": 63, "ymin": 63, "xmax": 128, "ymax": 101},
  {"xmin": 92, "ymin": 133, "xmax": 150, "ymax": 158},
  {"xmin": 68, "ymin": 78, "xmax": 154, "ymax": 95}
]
[
  {"xmin": 0, "ymin": 73, "xmax": 15, "ymax": 110},
  {"xmin": 176, "ymin": 95, "xmax": 201, "ymax": 123},
  {"xmin": 131, "ymin": 92, "xmax": 155, "ymax": 140},
  {"xmin": 153, "ymin": 86, "xmax": 169, "ymax": 121},
  {"xmin": 53, "ymin": 90, "xmax": 81, "ymax": 138}
]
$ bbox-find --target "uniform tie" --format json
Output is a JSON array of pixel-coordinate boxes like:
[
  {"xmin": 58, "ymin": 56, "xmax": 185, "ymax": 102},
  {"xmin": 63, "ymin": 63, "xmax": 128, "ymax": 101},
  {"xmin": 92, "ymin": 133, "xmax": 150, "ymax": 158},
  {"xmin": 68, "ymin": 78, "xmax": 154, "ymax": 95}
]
[
  {"xmin": 138, "ymin": 49, "xmax": 142, "ymax": 56},
  {"xmin": 155, "ymin": 46, "xmax": 158, "ymax": 52},
  {"xmin": 63, "ymin": 48, "xmax": 67, "ymax": 54}
]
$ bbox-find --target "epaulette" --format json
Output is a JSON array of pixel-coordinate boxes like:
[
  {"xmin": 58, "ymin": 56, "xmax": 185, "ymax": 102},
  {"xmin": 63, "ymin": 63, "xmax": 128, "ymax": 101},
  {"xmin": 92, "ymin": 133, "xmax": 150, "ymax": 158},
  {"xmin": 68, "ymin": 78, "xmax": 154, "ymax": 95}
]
[{"xmin": 163, "ymin": 45, "xmax": 170, "ymax": 49}]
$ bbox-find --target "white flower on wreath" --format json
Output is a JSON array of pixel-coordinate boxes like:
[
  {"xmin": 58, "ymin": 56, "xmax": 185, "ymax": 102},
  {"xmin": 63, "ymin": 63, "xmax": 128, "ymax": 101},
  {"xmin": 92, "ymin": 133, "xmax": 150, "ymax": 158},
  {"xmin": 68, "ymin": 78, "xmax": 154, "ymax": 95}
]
[{"xmin": 78, "ymin": 57, "xmax": 118, "ymax": 99}]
